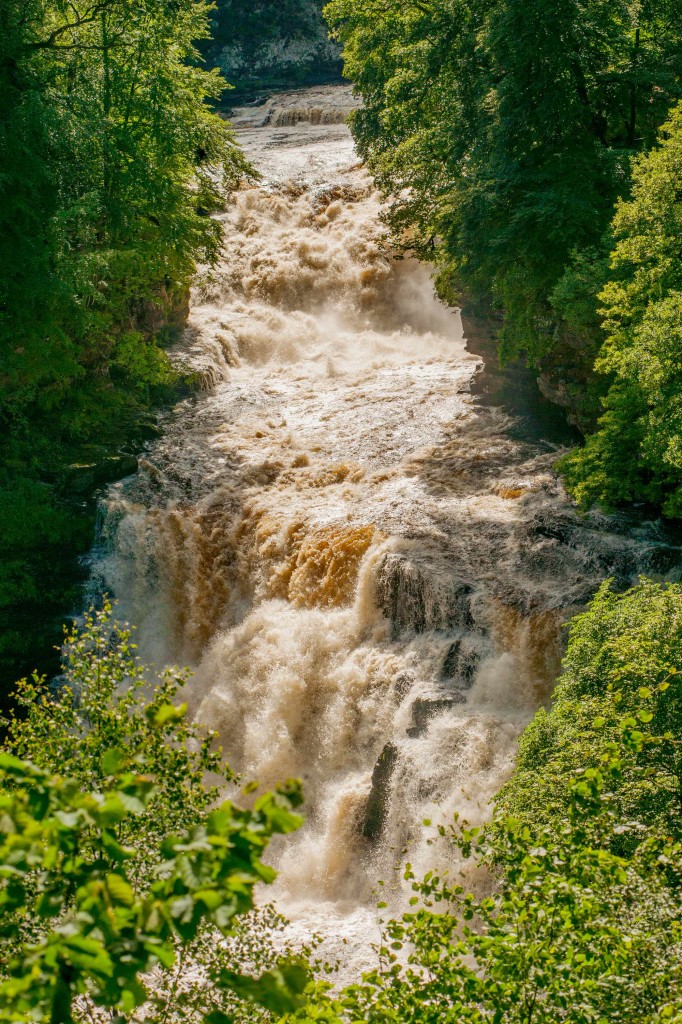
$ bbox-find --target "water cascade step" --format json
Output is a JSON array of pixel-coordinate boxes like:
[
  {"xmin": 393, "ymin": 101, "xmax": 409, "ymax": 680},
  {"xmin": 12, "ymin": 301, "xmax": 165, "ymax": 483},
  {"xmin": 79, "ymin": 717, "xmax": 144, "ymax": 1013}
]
[{"xmin": 89, "ymin": 85, "xmax": 682, "ymax": 979}]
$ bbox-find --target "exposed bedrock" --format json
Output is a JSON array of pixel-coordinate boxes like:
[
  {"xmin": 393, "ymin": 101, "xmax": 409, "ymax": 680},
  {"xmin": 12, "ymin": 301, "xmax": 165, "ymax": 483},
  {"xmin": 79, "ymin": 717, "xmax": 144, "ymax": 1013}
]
[
  {"xmin": 375, "ymin": 552, "xmax": 475, "ymax": 638},
  {"xmin": 441, "ymin": 636, "xmax": 481, "ymax": 686},
  {"xmin": 363, "ymin": 743, "xmax": 400, "ymax": 843},
  {"xmin": 407, "ymin": 697, "xmax": 464, "ymax": 739}
]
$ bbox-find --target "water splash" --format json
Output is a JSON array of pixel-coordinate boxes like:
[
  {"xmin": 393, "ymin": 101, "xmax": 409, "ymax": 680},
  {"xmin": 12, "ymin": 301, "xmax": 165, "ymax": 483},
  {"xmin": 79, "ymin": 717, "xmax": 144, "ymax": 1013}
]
[{"xmin": 91, "ymin": 86, "xmax": 681, "ymax": 978}]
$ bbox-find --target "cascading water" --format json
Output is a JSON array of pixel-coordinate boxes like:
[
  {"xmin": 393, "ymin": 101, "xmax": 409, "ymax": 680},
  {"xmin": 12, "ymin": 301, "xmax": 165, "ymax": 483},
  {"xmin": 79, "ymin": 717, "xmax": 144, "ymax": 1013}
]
[{"xmin": 92, "ymin": 85, "xmax": 681, "ymax": 976}]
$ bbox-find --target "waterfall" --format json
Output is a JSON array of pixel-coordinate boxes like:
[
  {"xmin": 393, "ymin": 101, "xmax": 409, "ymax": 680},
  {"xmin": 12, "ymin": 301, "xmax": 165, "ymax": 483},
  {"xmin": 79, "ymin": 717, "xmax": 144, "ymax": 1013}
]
[{"xmin": 91, "ymin": 85, "xmax": 681, "ymax": 979}]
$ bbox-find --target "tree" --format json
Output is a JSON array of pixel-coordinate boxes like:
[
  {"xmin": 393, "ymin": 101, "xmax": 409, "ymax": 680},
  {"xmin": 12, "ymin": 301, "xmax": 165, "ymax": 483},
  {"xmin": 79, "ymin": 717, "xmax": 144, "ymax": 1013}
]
[
  {"xmin": 497, "ymin": 579, "xmax": 682, "ymax": 847},
  {"xmin": 1, "ymin": 605, "xmax": 310, "ymax": 1023},
  {"xmin": 0, "ymin": 752, "xmax": 308, "ymax": 1024},
  {"xmin": 0, "ymin": 0, "xmax": 250, "ymax": 701},
  {"xmin": 0, "ymin": 0, "xmax": 247, "ymax": 417},
  {"xmin": 561, "ymin": 101, "xmax": 682, "ymax": 514},
  {"xmin": 325, "ymin": 0, "xmax": 682, "ymax": 365}
]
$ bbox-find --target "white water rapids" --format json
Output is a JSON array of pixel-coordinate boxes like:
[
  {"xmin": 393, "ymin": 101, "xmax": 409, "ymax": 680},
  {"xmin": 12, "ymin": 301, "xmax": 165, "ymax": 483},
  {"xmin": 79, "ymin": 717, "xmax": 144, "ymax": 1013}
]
[{"xmin": 92, "ymin": 86, "xmax": 680, "ymax": 977}]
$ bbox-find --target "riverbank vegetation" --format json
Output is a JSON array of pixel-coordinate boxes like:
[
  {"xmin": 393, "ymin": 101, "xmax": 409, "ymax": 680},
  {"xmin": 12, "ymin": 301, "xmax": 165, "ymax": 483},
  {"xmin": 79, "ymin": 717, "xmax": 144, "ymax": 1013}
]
[
  {"xmin": 0, "ymin": 0, "xmax": 249, "ymax": 699},
  {"xmin": 325, "ymin": 0, "xmax": 682, "ymax": 515},
  {"xmin": 0, "ymin": 605, "xmax": 310, "ymax": 1022},
  {"xmin": 3, "ymin": 589, "xmax": 682, "ymax": 1021},
  {"xmin": 561, "ymin": 107, "xmax": 682, "ymax": 515}
]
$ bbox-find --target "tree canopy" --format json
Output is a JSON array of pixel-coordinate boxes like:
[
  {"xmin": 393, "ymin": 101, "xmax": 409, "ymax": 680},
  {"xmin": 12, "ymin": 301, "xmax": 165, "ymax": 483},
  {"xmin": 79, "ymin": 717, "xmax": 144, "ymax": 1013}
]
[
  {"xmin": 0, "ymin": 0, "xmax": 248, "ymax": 699},
  {"xmin": 0, "ymin": 606, "xmax": 310, "ymax": 1023},
  {"xmin": 326, "ymin": 0, "xmax": 682, "ymax": 361},
  {"xmin": 561, "ymin": 103, "xmax": 682, "ymax": 514}
]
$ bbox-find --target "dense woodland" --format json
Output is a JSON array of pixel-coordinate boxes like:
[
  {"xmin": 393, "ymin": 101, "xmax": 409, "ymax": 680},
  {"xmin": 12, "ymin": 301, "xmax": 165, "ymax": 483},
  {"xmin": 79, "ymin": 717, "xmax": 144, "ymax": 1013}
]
[
  {"xmin": 0, "ymin": 0, "xmax": 248, "ymax": 698},
  {"xmin": 2, "ymin": 0, "xmax": 682, "ymax": 1020},
  {"xmin": 326, "ymin": 0, "xmax": 682, "ymax": 510}
]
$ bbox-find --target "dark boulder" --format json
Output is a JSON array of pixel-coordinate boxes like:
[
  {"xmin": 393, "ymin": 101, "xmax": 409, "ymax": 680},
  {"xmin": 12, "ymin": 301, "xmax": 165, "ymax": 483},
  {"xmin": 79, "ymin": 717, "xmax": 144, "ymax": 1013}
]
[
  {"xmin": 375, "ymin": 553, "xmax": 474, "ymax": 638},
  {"xmin": 64, "ymin": 454, "xmax": 139, "ymax": 495},
  {"xmin": 441, "ymin": 638, "xmax": 480, "ymax": 687},
  {"xmin": 363, "ymin": 743, "xmax": 400, "ymax": 842}
]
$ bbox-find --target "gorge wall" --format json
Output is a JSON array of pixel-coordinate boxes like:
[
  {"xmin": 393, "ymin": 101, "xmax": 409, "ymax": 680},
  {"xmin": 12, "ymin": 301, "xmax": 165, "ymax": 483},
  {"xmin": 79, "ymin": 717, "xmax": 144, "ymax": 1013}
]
[{"xmin": 206, "ymin": 1, "xmax": 342, "ymax": 98}]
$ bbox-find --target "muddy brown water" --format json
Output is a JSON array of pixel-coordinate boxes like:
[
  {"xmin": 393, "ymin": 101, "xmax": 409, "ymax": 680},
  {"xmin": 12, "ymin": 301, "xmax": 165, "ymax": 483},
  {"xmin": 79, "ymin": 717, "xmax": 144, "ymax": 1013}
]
[{"xmin": 90, "ymin": 85, "xmax": 682, "ymax": 978}]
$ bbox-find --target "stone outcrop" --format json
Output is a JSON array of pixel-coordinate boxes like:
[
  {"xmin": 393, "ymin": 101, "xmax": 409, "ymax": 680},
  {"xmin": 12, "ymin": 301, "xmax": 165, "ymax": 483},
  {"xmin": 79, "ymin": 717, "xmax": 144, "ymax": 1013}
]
[
  {"xmin": 207, "ymin": 2, "xmax": 342, "ymax": 98},
  {"xmin": 363, "ymin": 743, "xmax": 399, "ymax": 842},
  {"xmin": 375, "ymin": 552, "xmax": 474, "ymax": 638},
  {"xmin": 406, "ymin": 697, "xmax": 463, "ymax": 739}
]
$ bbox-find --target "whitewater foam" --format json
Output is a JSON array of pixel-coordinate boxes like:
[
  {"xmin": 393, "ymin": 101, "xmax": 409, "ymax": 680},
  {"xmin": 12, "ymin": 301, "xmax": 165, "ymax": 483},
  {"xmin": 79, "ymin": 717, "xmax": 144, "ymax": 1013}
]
[{"xmin": 91, "ymin": 86, "xmax": 680, "ymax": 975}]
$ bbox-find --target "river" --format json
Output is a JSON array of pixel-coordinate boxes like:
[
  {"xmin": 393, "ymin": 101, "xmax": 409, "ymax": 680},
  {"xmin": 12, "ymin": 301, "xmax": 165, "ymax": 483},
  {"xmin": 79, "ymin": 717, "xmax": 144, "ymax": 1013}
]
[{"xmin": 91, "ymin": 85, "xmax": 681, "ymax": 977}]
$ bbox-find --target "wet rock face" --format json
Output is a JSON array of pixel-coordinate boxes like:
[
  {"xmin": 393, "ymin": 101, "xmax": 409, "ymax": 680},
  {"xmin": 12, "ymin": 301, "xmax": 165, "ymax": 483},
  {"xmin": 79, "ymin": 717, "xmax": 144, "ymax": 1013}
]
[
  {"xmin": 393, "ymin": 672, "xmax": 416, "ymax": 701},
  {"xmin": 441, "ymin": 637, "xmax": 480, "ymax": 686},
  {"xmin": 406, "ymin": 697, "xmax": 463, "ymax": 739},
  {"xmin": 375, "ymin": 553, "xmax": 474, "ymax": 638},
  {"xmin": 535, "ymin": 334, "xmax": 603, "ymax": 434},
  {"xmin": 64, "ymin": 455, "xmax": 139, "ymax": 495},
  {"xmin": 516, "ymin": 505, "xmax": 682, "ymax": 604},
  {"xmin": 363, "ymin": 743, "xmax": 400, "ymax": 842}
]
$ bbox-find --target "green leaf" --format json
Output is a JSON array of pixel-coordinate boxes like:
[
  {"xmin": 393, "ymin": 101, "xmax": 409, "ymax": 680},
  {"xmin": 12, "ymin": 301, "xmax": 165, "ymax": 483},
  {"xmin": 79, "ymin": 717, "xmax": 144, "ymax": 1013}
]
[
  {"xmin": 106, "ymin": 873, "xmax": 135, "ymax": 907},
  {"xmin": 219, "ymin": 961, "xmax": 310, "ymax": 1014},
  {"xmin": 152, "ymin": 702, "xmax": 188, "ymax": 726},
  {"xmin": 0, "ymin": 753, "xmax": 41, "ymax": 778},
  {"xmin": 102, "ymin": 748, "xmax": 128, "ymax": 776}
]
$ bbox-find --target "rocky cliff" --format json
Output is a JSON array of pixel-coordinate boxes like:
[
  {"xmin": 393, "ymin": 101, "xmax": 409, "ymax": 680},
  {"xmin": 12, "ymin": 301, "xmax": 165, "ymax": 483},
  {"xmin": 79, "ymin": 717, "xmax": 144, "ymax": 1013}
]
[{"xmin": 207, "ymin": 1, "xmax": 342, "ymax": 98}]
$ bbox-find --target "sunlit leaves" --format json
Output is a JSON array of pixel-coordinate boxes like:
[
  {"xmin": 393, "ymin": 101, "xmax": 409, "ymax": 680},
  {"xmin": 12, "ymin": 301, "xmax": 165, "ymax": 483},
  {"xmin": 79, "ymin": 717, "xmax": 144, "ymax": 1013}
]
[
  {"xmin": 562, "ymin": 102, "xmax": 682, "ymax": 513},
  {"xmin": 498, "ymin": 579, "xmax": 682, "ymax": 847},
  {"xmin": 0, "ymin": 606, "xmax": 309, "ymax": 1023},
  {"xmin": 0, "ymin": 752, "xmax": 307, "ymax": 1023}
]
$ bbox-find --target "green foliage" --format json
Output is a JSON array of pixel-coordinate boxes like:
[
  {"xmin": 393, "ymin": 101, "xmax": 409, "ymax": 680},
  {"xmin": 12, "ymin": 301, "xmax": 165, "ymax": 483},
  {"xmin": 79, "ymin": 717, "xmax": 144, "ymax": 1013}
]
[
  {"xmin": 0, "ymin": 0, "xmax": 251, "ymax": 699},
  {"xmin": 6, "ymin": 603, "xmax": 230, "ymax": 859},
  {"xmin": 0, "ymin": 0, "xmax": 246, "ymax": 418},
  {"xmin": 562, "ymin": 102, "xmax": 682, "ymax": 513},
  {"xmin": 0, "ymin": 753, "xmax": 307, "ymax": 1024},
  {"xmin": 329, "ymin": 0, "xmax": 682, "ymax": 512},
  {"xmin": 112, "ymin": 333, "xmax": 179, "ymax": 390},
  {"xmin": 293, "ymin": 673, "xmax": 682, "ymax": 1023},
  {"xmin": 0, "ymin": 478, "xmax": 94, "ymax": 712},
  {"xmin": 498, "ymin": 578, "xmax": 682, "ymax": 845},
  {"xmin": 326, "ymin": 0, "xmax": 682, "ymax": 368},
  {"xmin": 1, "ymin": 605, "xmax": 310, "ymax": 1023},
  {"xmin": 550, "ymin": 247, "xmax": 612, "ymax": 345}
]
